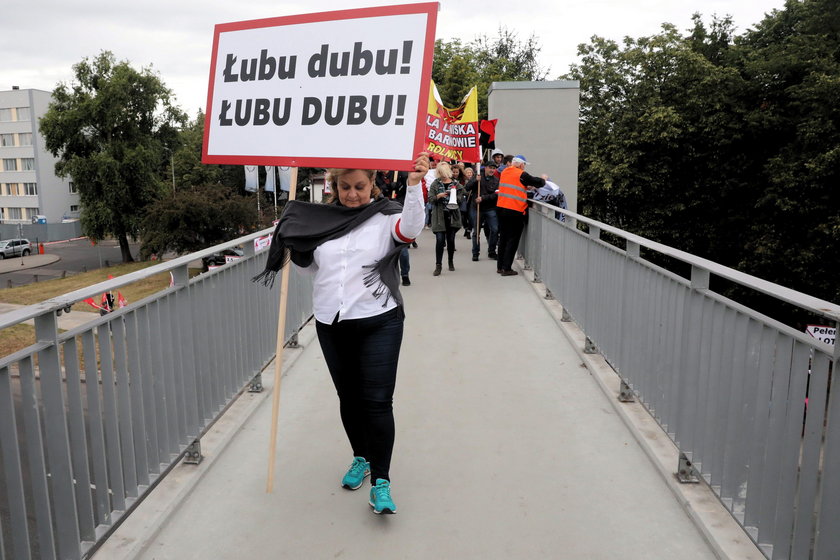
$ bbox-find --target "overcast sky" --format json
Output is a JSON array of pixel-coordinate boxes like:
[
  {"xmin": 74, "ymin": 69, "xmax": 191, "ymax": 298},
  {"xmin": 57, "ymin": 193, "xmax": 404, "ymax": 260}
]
[{"xmin": 3, "ymin": 0, "xmax": 785, "ymax": 115}]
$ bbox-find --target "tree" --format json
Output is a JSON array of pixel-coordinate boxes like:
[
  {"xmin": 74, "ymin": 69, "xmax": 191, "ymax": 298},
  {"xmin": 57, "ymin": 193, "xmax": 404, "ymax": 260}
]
[
  {"xmin": 432, "ymin": 27, "xmax": 549, "ymax": 116},
  {"xmin": 40, "ymin": 51, "xmax": 187, "ymax": 262},
  {"xmin": 139, "ymin": 184, "xmax": 257, "ymax": 258},
  {"xmin": 172, "ymin": 111, "xmax": 244, "ymax": 192},
  {"xmin": 567, "ymin": 0, "xmax": 840, "ymax": 313}
]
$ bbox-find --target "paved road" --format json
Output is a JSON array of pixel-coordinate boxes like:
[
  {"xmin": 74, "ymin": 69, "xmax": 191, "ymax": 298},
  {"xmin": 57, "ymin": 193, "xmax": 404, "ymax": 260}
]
[{"xmin": 0, "ymin": 238, "xmax": 141, "ymax": 289}]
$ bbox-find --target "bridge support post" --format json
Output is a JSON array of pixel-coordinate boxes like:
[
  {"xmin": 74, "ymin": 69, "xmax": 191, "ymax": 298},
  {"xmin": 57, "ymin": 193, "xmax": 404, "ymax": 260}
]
[
  {"xmin": 618, "ymin": 379, "xmax": 635, "ymax": 402},
  {"xmin": 544, "ymin": 289, "xmax": 554, "ymax": 300},
  {"xmin": 533, "ymin": 272, "xmax": 541, "ymax": 283},
  {"xmin": 584, "ymin": 337, "xmax": 597, "ymax": 354},
  {"xmin": 287, "ymin": 332, "xmax": 299, "ymax": 348},
  {"xmin": 248, "ymin": 373, "xmax": 263, "ymax": 393},
  {"xmin": 184, "ymin": 439, "xmax": 203, "ymax": 465},
  {"xmin": 676, "ymin": 452, "xmax": 700, "ymax": 483},
  {"xmin": 561, "ymin": 308, "xmax": 572, "ymax": 322}
]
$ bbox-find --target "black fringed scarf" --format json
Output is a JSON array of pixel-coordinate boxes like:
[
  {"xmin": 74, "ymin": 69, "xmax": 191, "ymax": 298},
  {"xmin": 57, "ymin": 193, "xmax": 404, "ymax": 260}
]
[{"xmin": 252, "ymin": 197, "xmax": 408, "ymax": 308}]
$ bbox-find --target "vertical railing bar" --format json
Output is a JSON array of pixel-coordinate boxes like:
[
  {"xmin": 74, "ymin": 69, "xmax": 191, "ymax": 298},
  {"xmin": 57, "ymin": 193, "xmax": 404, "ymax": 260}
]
[
  {"xmin": 60, "ymin": 338, "xmax": 97, "ymax": 542},
  {"xmin": 791, "ymin": 353, "xmax": 831, "ymax": 558},
  {"xmin": 34, "ymin": 312, "xmax": 81, "ymax": 560},
  {"xmin": 710, "ymin": 306, "xmax": 737, "ymax": 488},
  {"xmin": 81, "ymin": 331, "xmax": 110, "ymax": 526},
  {"xmin": 161, "ymin": 294, "xmax": 184, "ymax": 452},
  {"xmin": 173, "ymin": 266, "xmax": 200, "ymax": 439},
  {"xmin": 720, "ymin": 314, "xmax": 751, "ymax": 510},
  {"xmin": 770, "ymin": 341, "xmax": 810, "ymax": 559},
  {"xmin": 813, "ymin": 347, "xmax": 840, "ymax": 559},
  {"xmin": 698, "ymin": 296, "xmax": 717, "ymax": 471},
  {"xmin": 0, "ymin": 365, "xmax": 33, "ymax": 560},
  {"xmin": 205, "ymin": 277, "xmax": 223, "ymax": 416},
  {"xmin": 743, "ymin": 327, "xmax": 777, "ymax": 528},
  {"xmin": 191, "ymin": 278, "xmax": 208, "ymax": 425},
  {"xmin": 755, "ymin": 335, "xmax": 794, "ymax": 549},
  {"xmin": 18, "ymin": 356, "xmax": 57, "ymax": 559},
  {"xmin": 149, "ymin": 300, "xmax": 171, "ymax": 463},
  {"xmin": 135, "ymin": 306, "xmax": 160, "ymax": 475},
  {"xmin": 110, "ymin": 318, "xmax": 138, "ymax": 498},
  {"xmin": 166, "ymin": 290, "xmax": 188, "ymax": 446},
  {"xmin": 97, "ymin": 323, "xmax": 126, "ymax": 511},
  {"xmin": 123, "ymin": 312, "xmax": 150, "ymax": 487}
]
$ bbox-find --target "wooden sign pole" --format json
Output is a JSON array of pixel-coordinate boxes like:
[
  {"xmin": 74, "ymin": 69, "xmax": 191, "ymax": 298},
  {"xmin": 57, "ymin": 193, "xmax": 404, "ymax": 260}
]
[{"xmin": 266, "ymin": 166, "xmax": 298, "ymax": 493}]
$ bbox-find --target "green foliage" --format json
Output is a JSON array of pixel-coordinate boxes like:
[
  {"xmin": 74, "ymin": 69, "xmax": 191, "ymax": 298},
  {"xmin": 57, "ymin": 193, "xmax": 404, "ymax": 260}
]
[
  {"xmin": 432, "ymin": 27, "xmax": 549, "ymax": 117},
  {"xmin": 172, "ymin": 110, "xmax": 245, "ymax": 191},
  {"xmin": 139, "ymin": 184, "xmax": 257, "ymax": 258},
  {"xmin": 568, "ymin": 0, "xmax": 840, "ymax": 307},
  {"xmin": 39, "ymin": 51, "xmax": 187, "ymax": 262}
]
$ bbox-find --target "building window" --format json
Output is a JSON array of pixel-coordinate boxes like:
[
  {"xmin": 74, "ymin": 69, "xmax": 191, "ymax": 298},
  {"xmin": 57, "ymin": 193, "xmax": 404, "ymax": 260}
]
[
  {"xmin": 17, "ymin": 133, "xmax": 32, "ymax": 146},
  {"xmin": 3, "ymin": 158, "xmax": 17, "ymax": 171},
  {"xmin": 69, "ymin": 182, "xmax": 77, "ymax": 194},
  {"xmin": 23, "ymin": 183, "xmax": 37, "ymax": 195},
  {"xmin": 0, "ymin": 133, "xmax": 13, "ymax": 147},
  {"xmin": 7, "ymin": 183, "xmax": 20, "ymax": 195},
  {"xmin": 16, "ymin": 107, "xmax": 30, "ymax": 121},
  {"xmin": 0, "ymin": 108, "xmax": 12, "ymax": 122},
  {"xmin": 25, "ymin": 208, "xmax": 39, "ymax": 219},
  {"xmin": 7, "ymin": 208, "xmax": 22, "ymax": 220},
  {"xmin": 21, "ymin": 158, "xmax": 34, "ymax": 171},
  {"xmin": 70, "ymin": 205, "xmax": 80, "ymax": 212}
]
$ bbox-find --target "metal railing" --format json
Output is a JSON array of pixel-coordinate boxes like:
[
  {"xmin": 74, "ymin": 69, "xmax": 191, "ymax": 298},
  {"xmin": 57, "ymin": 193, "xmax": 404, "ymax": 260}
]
[
  {"xmin": 520, "ymin": 201, "xmax": 840, "ymax": 560},
  {"xmin": 0, "ymin": 228, "xmax": 312, "ymax": 560}
]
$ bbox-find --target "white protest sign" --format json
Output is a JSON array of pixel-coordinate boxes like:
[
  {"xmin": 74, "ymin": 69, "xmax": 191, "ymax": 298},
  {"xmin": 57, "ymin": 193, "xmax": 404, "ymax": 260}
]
[
  {"xmin": 806, "ymin": 325, "xmax": 836, "ymax": 346},
  {"xmin": 203, "ymin": 3, "xmax": 438, "ymax": 170}
]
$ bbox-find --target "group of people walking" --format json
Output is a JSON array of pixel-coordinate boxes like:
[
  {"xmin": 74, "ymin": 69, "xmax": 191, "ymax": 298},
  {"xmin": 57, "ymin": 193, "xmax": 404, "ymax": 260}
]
[
  {"xmin": 255, "ymin": 148, "xmax": 559, "ymax": 517},
  {"xmin": 416, "ymin": 149, "xmax": 547, "ymax": 277}
]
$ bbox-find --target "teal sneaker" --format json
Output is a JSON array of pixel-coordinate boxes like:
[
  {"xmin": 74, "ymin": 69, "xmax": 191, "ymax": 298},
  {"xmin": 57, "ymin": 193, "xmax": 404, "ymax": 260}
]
[
  {"xmin": 341, "ymin": 457, "xmax": 370, "ymax": 490},
  {"xmin": 369, "ymin": 479, "xmax": 397, "ymax": 514}
]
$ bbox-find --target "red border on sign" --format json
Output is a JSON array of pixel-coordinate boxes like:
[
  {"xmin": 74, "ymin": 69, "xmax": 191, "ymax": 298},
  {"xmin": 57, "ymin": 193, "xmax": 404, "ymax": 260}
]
[{"xmin": 202, "ymin": 2, "xmax": 438, "ymax": 171}]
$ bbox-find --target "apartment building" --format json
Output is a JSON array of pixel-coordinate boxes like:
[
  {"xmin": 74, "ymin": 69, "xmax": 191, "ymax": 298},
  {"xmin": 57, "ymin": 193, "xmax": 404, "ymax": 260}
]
[{"xmin": 0, "ymin": 87, "xmax": 80, "ymax": 224}]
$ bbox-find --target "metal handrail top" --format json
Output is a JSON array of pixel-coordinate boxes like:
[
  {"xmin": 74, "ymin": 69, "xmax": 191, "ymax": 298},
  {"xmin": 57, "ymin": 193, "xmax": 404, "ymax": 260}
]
[
  {"xmin": 0, "ymin": 226, "xmax": 275, "ymax": 330},
  {"xmin": 531, "ymin": 200, "xmax": 840, "ymax": 322}
]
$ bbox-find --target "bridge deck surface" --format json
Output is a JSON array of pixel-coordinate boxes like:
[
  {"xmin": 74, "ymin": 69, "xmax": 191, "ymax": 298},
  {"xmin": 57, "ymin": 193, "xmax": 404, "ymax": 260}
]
[{"xmin": 102, "ymin": 229, "xmax": 717, "ymax": 559}]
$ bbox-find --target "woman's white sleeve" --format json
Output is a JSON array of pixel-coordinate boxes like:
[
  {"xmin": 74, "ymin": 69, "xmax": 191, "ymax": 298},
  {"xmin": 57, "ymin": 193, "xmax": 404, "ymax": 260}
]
[{"xmin": 391, "ymin": 182, "xmax": 425, "ymax": 241}]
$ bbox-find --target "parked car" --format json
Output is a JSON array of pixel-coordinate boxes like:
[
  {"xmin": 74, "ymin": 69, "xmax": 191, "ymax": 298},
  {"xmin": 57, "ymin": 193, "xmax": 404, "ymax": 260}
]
[
  {"xmin": 201, "ymin": 247, "xmax": 244, "ymax": 271},
  {"xmin": 0, "ymin": 238, "xmax": 31, "ymax": 259}
]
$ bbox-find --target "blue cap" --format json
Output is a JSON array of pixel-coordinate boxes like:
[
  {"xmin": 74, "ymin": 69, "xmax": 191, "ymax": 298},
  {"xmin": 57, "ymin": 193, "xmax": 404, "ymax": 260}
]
[{"xmin": 512, "ymin": 155, "xmax": 528, "ymax": 164}]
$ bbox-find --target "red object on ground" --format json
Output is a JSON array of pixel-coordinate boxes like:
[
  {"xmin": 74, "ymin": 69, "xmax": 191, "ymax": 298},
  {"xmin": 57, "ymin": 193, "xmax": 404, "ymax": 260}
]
[{"xmin": 38, "ymin": 243, "xmax": 44, "ymax": 254}]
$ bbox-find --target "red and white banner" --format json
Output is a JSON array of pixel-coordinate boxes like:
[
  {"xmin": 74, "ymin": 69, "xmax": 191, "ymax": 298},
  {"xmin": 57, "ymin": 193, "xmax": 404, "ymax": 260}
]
[
  {"xmin": 203, "ymin": 3, "xmax": 438, "ymax": 170},
  {"xmin": 424, "ymin": 80, "xmax": 480, "ymax": 163}
]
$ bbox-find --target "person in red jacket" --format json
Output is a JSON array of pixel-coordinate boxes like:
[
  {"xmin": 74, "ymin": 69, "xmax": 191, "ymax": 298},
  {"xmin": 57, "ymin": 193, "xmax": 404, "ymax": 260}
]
[{"xmin": 495, "ymin": 155, "xmax": 545, "ymax": 276}]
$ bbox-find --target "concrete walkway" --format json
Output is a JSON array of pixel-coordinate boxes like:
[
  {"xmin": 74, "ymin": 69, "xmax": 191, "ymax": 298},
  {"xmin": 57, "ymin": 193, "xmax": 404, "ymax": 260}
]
[{"xmin": 98, "ymin": 229, "xmax": 728, "ymax": 559}]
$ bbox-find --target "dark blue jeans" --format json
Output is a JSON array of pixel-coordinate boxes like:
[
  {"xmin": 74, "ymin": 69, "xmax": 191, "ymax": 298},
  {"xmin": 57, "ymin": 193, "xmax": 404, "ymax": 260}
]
[
  {"xmin": 399, "ymin": 246, "xmax": 410, "ymax": 278},
  {"xmin": 496, "ymin": 207, "xmax": 526, "ymax": 271},
  {"xmin": 435, "ymin": 227, "xmax": 457, "ymax": 264},
  {"xmin": 315, "ymin": 306, "xmax": 404, "ymax": 483},
  {"xmin": 470, "ymin": 206, "xmax": 499, "ymax": 257}
]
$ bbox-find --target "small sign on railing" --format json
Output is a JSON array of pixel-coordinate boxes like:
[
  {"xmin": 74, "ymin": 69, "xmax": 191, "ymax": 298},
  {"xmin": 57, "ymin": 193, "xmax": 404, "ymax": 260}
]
[{"xmin": 806, "ymin": 324, "xmax": 836, "ymax": 346}]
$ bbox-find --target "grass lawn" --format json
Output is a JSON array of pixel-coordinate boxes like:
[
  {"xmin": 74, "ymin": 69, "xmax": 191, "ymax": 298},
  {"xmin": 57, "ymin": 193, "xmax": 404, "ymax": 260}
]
[{"xmin": 1, "ymin": 261, "xmax": 202, "ymax": 358}]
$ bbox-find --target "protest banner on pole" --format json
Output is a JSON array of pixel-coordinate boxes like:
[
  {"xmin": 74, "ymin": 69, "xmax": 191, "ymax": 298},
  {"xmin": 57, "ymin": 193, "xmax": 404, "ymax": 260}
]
[
  {"xmin": 424, "ymin": 80, "xmax": 480, "ymax": 163},
  {"xmin": 202, "ymin": 3, "xmax": 438, "ymax": 171}
]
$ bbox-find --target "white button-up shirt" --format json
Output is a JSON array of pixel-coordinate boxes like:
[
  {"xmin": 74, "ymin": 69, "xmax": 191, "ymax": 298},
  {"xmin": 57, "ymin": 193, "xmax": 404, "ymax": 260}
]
[{"xmin": 301, "ymin": 183, "xmax": 425, "ymax": 323}]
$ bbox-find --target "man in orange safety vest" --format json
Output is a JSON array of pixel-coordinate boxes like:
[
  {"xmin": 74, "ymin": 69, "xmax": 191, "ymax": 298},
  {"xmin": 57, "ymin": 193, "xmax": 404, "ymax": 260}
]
[{"xmin": 495, "ymin": 154, "xmax": 545, "ymax": 276}]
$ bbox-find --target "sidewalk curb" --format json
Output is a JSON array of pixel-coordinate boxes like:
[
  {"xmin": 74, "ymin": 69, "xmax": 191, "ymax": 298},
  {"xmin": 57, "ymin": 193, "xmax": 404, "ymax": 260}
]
[
  {"xmin": 516, "ymin": 260, "xmax": 764, "ymax": 560},
  {"xmin": 92, "ymin": 321, "xmax": 317, "ymax": 559}
]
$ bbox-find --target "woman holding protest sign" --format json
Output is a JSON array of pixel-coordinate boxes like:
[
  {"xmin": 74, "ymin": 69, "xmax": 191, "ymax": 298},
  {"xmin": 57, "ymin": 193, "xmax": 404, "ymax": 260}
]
[{"xmin": 254, "ymin": 153, "xmax": 429, "ymax": 515}]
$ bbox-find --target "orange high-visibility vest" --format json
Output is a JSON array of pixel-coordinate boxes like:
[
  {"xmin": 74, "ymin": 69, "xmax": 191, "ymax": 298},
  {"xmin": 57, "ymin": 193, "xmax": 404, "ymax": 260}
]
[{"xmin": 497, "ymin": 166, "xmax": 529, "ymax": 214}]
